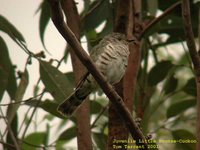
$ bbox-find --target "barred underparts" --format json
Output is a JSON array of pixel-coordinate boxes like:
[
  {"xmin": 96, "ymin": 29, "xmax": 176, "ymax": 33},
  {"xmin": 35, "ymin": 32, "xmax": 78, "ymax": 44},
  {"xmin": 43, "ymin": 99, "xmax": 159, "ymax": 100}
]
[{"xmin": 57, "ymin": 33, "xmax": 131, "ymax": 117}]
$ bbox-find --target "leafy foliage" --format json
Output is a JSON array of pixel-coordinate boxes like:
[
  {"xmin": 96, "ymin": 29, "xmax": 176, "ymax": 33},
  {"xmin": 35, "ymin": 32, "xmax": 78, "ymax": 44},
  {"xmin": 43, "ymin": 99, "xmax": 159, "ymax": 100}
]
[
  {"xmin": 37, "ymin": 0, "xmax": 50, "ymax": 49},
  {"xmin": 0, "ymin": 0, "xmax": 198, "ymax": 150},
  {"xmin": 39, "ymin": 60, "xmax": 73, "ymax": 103}
]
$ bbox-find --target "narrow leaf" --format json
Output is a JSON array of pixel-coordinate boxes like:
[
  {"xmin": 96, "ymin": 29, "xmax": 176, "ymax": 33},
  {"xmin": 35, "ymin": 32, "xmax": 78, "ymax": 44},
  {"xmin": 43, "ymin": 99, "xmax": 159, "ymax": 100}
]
[
  {"xmin": 183, "ymin": 78, "xmax": 196, "ymax": 96},
  {"xmin": 65, "ymin": 72, "xmax": 75, "ymax": 88},
  {"xmin": 0, "ymin": 15, "xmax": 25, "ymax": 42},
  {"xmin": 0, "ymin": 63, "xmax": 8, "ymax": 100},
  {"xmin": 0, "ymin": 15, "xmax": 30, "ymax": 53},
  {"xmin": 0, "ymin": 36, "xmax": 16, "ymax": 100},
  {"xmin": 58, "ymin": 126, "xmax": 76, "ymax": 142},
  {"xmin": 167, "ymin": 99, "xmax": 196, "ymax": 118},
  {"xmin": 6, "ymin": 67, "xmax": 17, "ymax": 99},
  {"xmin": 163, "ymin": 75, "xmax": 178, "ymax": 94},
  {"xmin": 172, "ymin": 129, "xmax": 196, "ymax": 150},
  {"xmin": 22, "ymin": 132, "xmax": 46, "ymax": 150},
  {"xmin": 39, "ymin": 0, "xmax": 50, "ymax": 49},
  {"xmin": 93, "ymin": 132, "xmax": 107, "ymax": 150},
  {"xmin": 39, "ymin": 60, "xmax": 73, "ymax": 102},
  {"xmin": 25, "ymin": 99, "xmax": 65, "ymax": 119},
  {"xmin": 148, "ymin": 61, "xmax": 173, "ymax": 86},
  {"xmin": 148, "ymin": 0, "xmax": 158, "ymax": 16},
  {"xmin": 82, "ymin": 0, "xmax": 112, "ymax": 32}
]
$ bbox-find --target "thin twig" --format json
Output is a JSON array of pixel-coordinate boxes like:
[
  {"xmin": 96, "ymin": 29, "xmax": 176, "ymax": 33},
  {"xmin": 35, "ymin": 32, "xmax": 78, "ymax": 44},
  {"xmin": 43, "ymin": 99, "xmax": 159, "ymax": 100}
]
[
  {"xmin": 180, "ymin": 40, "xmax": 193, "ymax": 70},
  {"xmin": 0, "ymin": 108, "xmax": 20, "ymax": 150},
  {"xmin": 0, "ymin": 141, "xmax": 15, "ymax": 149},
  {"xmin": 181, "ymin": 0, "xmax": 200, "ymax": 71},
  {"xmin": 0, "ymin": 93, "xmax": 43, "ymax": 106},
  {"xmin": 48, "ymin": 0, "xmax": 148, "ymax": 149},
  {"xmin": 139, "ymin": 1, "xmax": 181, "ymax": 40},
  {"xmin": 21, "ymin": 91, "xmax": 44, "ymax": 141},
  {"xmin": 81, "ymin": 0, "xmax": 104, "ymax": 21},
  {"xmin": 18, "ymin": 139, "xmax": 55, "ymax": 149},
  {"xmin": 17, "ymin": 105, "xmax": 32, "ymax": 135},
  {"xmin": 91, "ymin": 104, "xmax": 109, "ymax": 128},
  {"xmin": 181, "ymin": 1, "xmax": 200, "ymax": 149}
]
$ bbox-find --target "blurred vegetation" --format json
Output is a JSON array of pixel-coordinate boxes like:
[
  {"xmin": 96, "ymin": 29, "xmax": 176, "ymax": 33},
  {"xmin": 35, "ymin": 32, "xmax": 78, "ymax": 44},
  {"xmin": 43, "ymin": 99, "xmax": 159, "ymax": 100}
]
[{"xmin": 0, "ymin": 0, "xmax": 199, "ymax": 149}]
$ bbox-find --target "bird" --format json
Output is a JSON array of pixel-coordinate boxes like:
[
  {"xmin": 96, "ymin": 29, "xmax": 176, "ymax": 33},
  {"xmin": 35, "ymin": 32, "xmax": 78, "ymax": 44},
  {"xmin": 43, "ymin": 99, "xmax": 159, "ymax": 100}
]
[{"xmin": 57, "ymin": 32, "xmax": 130, "ymax": 117}]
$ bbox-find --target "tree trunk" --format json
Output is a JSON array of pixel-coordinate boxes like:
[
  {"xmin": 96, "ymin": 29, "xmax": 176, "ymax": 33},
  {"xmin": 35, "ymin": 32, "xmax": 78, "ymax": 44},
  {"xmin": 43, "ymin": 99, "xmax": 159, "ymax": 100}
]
[
  {"xmin": 61, "ymin": 1, "xmax": 93, "ymax": 150},
  {"xmin": 107, "ymin": 0, "xmax": 142, "ymax": 149}
]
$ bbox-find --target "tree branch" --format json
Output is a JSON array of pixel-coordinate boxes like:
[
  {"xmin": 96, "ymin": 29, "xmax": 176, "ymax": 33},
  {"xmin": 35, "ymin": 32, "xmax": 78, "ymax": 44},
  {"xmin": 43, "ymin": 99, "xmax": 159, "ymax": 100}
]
[
  {"xmin": 48, "ymin": 0, "xmax": 148, "ymax": 149},
  {"xmin": 181, "ymin": 0, "xmax": 200, "ymax": 149},
  {"xmin": 139, "ymin": 1, "xmax": 181, "ymax": 40},
  {"xmin": 60, "ymin": 0, "xmax": 92, "ymax": 150},
  {"xmin": 107, "ymin": 0, "xmax": 135, "ymax": 149},
  {"xmin": 0, "ymin": 108, "xmax": 20, "ymax": 150}
]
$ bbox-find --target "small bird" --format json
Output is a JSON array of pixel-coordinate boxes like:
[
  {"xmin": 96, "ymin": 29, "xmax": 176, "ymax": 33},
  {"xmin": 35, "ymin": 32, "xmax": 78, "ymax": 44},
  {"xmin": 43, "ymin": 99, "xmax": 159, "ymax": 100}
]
[{"xmin": 57, "ymin": 32, "xmax": 130, "ymax": 117}]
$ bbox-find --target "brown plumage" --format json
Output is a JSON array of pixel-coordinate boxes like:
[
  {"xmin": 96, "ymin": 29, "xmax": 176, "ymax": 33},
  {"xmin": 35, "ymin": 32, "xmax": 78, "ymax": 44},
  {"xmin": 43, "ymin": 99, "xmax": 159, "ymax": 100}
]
[{"xmin": 57, "ymin": 33, "xmax": 130, "ymax": 117}]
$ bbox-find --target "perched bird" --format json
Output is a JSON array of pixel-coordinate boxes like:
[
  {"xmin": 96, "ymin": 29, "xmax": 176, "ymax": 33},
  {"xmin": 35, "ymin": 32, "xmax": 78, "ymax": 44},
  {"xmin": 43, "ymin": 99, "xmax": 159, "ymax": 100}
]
[{"xmin": 57, "ymin": 32, "xmax": 130, "ymax": 117}]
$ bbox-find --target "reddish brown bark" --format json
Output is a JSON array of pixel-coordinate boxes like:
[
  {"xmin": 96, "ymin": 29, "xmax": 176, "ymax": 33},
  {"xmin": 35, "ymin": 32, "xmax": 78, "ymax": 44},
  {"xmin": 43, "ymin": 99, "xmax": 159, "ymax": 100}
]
[
  {"xmin": 181, "ymin": 1, "xmax": 200, "ymax": 149},
  {"xmin": 107, "ymin": 0, "xmax": 142, "ymax": 149},
  {"xmin": 61, "ymin": 1, "xmax": 92, "ymax": 150},
  {"xmin": 48, "ymin": 0, "xmax": 148, "ymax": 149}
]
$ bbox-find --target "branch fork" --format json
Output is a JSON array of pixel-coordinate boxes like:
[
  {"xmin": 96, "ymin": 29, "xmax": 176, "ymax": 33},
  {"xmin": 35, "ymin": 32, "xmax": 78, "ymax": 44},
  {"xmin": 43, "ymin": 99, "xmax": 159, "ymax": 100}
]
[{"xmin": 48, "ymin": 0, "xmax": 149, "ymax": 149}]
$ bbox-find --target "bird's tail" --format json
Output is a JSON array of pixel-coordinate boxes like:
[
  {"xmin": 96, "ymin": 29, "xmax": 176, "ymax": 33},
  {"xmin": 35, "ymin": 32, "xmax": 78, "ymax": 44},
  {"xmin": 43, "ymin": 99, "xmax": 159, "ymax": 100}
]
[{"xmin": 57, "ymin": 90, "xmax": 88, "ymax": 117}]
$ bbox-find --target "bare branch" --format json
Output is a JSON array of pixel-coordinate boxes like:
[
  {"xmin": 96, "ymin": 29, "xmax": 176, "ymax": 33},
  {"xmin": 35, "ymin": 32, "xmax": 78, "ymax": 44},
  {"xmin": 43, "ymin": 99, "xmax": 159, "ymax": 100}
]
[
  {"xmin": 139, "ymin": 1, "xmax": 181, "ymax": 40},
  {"xmin": 61, "ymin": 0, "xmax": 92, "ymax": 149},
  {"xmin": 181, "ymin": 0, "xmax": 200, "ymax": 71},
  {"xmin": 91, "ymin": 104, "xmax": 109, "ymax": 128},
  {"xmin": 0, "ymin": 108, "xmax": 20, "ymax": 150},
  {"xmin": 0, "ymin": 141, "xmax": 15, "ymax": 149},
  {"xmin": 48, "ymin": 0, "xmax": 148, "ymax": 149},
  {"xmin": 21, "ymin": 91, "xmax": 44, "ymax": 141},
  {"xmin": 181, "ymin": 0, "xmax": 200, "ymax": 149},
  {"xmin": 0, "ymin": 93, "xmax": 43, "ymax": 106},
  {"xmin": 18, "ymin": 139, "xmax": 55, "ymax": 149},
  {"xmin": 107, "ymin": 0, "xmax": 135, "ymax": 149}
]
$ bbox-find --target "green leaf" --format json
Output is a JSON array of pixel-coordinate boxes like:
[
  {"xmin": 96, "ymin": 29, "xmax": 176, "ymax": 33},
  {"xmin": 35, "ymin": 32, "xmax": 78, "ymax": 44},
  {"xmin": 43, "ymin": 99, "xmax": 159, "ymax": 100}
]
[
  {"xmin": 40, "ymin": 100, "xmax": 65, "ymax": 119},
  {"xmin": 82, "ymin": 0, "xmax": 112, "ymax": 32},
  {"xmin": 93, "ymin": 132, "xmax": 107, "ymax": 150},
  {"xmin": 97, "ymin": 18, "xmax": 113, "ymax": 38},
  {"xmin": 0, "ymin": 15, "xmax": 30, "ymax": 54},
  {"xmin": 6, "ymin": 66, "xmax": 17, "ymax": 99},
  {"xmin": 55, "ymin": 141, "xmax": 67, "ymax": 150},
  {"xmin": 44, "ymin": 124, "xmax": 50, "ymax": 146},
  {"xmin": 39, "ymin": 60, "xmax": 73, "ymax": 102},
  {"xmin": 22, "ymin": 132, "xmax": 46, "ymax": 150},
  {"xmin": 58, "ymin": 126, "xmax": 76, "ymax": 142},
  {"xmin": 38, "ymin": 0, "xmax": 50, "ymax": 49},
  {"xmin": 158, "ymin": 0, "xmax": 180, "ymax": 11},
  {"xmin": 167, "ymin": 99, "xmax": 196, "ymax": 118},
  {"xmin": 0, "ymin": 15, "xmax": 25, "ymax": 42},
  {"xmin": 25, "ymin": 99, "xmax": 65, "ymax": 119},
  {"xmin": 148, "ymin": 61, "xmax": 173, "ymax": 86},
  {"xmin": 144, "ymin": 2, "xmax": 199, "ymax": 46},
  {"xmin": 163, "ymin": 75, "xmax": 178, "ymax": 94},
  {"xmin": 65, "ymin": 72, "xmax": 75, "ymax": 88},
  {"xmin": 0, "ymin": 67, "xmax": 7, "ymax": 100},
  {"xmin": 148, "ymin": 0, "xmax": 158, "ymax": 16},
  {"xmin": 0, "ymin": 36, "xmax": 17, "ymax": 100},
  {"xmin": 172, "ymin": 129, "xmax": 196, "ymax": 150},
  {"xmin": 183, "ymin": 78, "xmax": 196, "ymax": 96}
]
